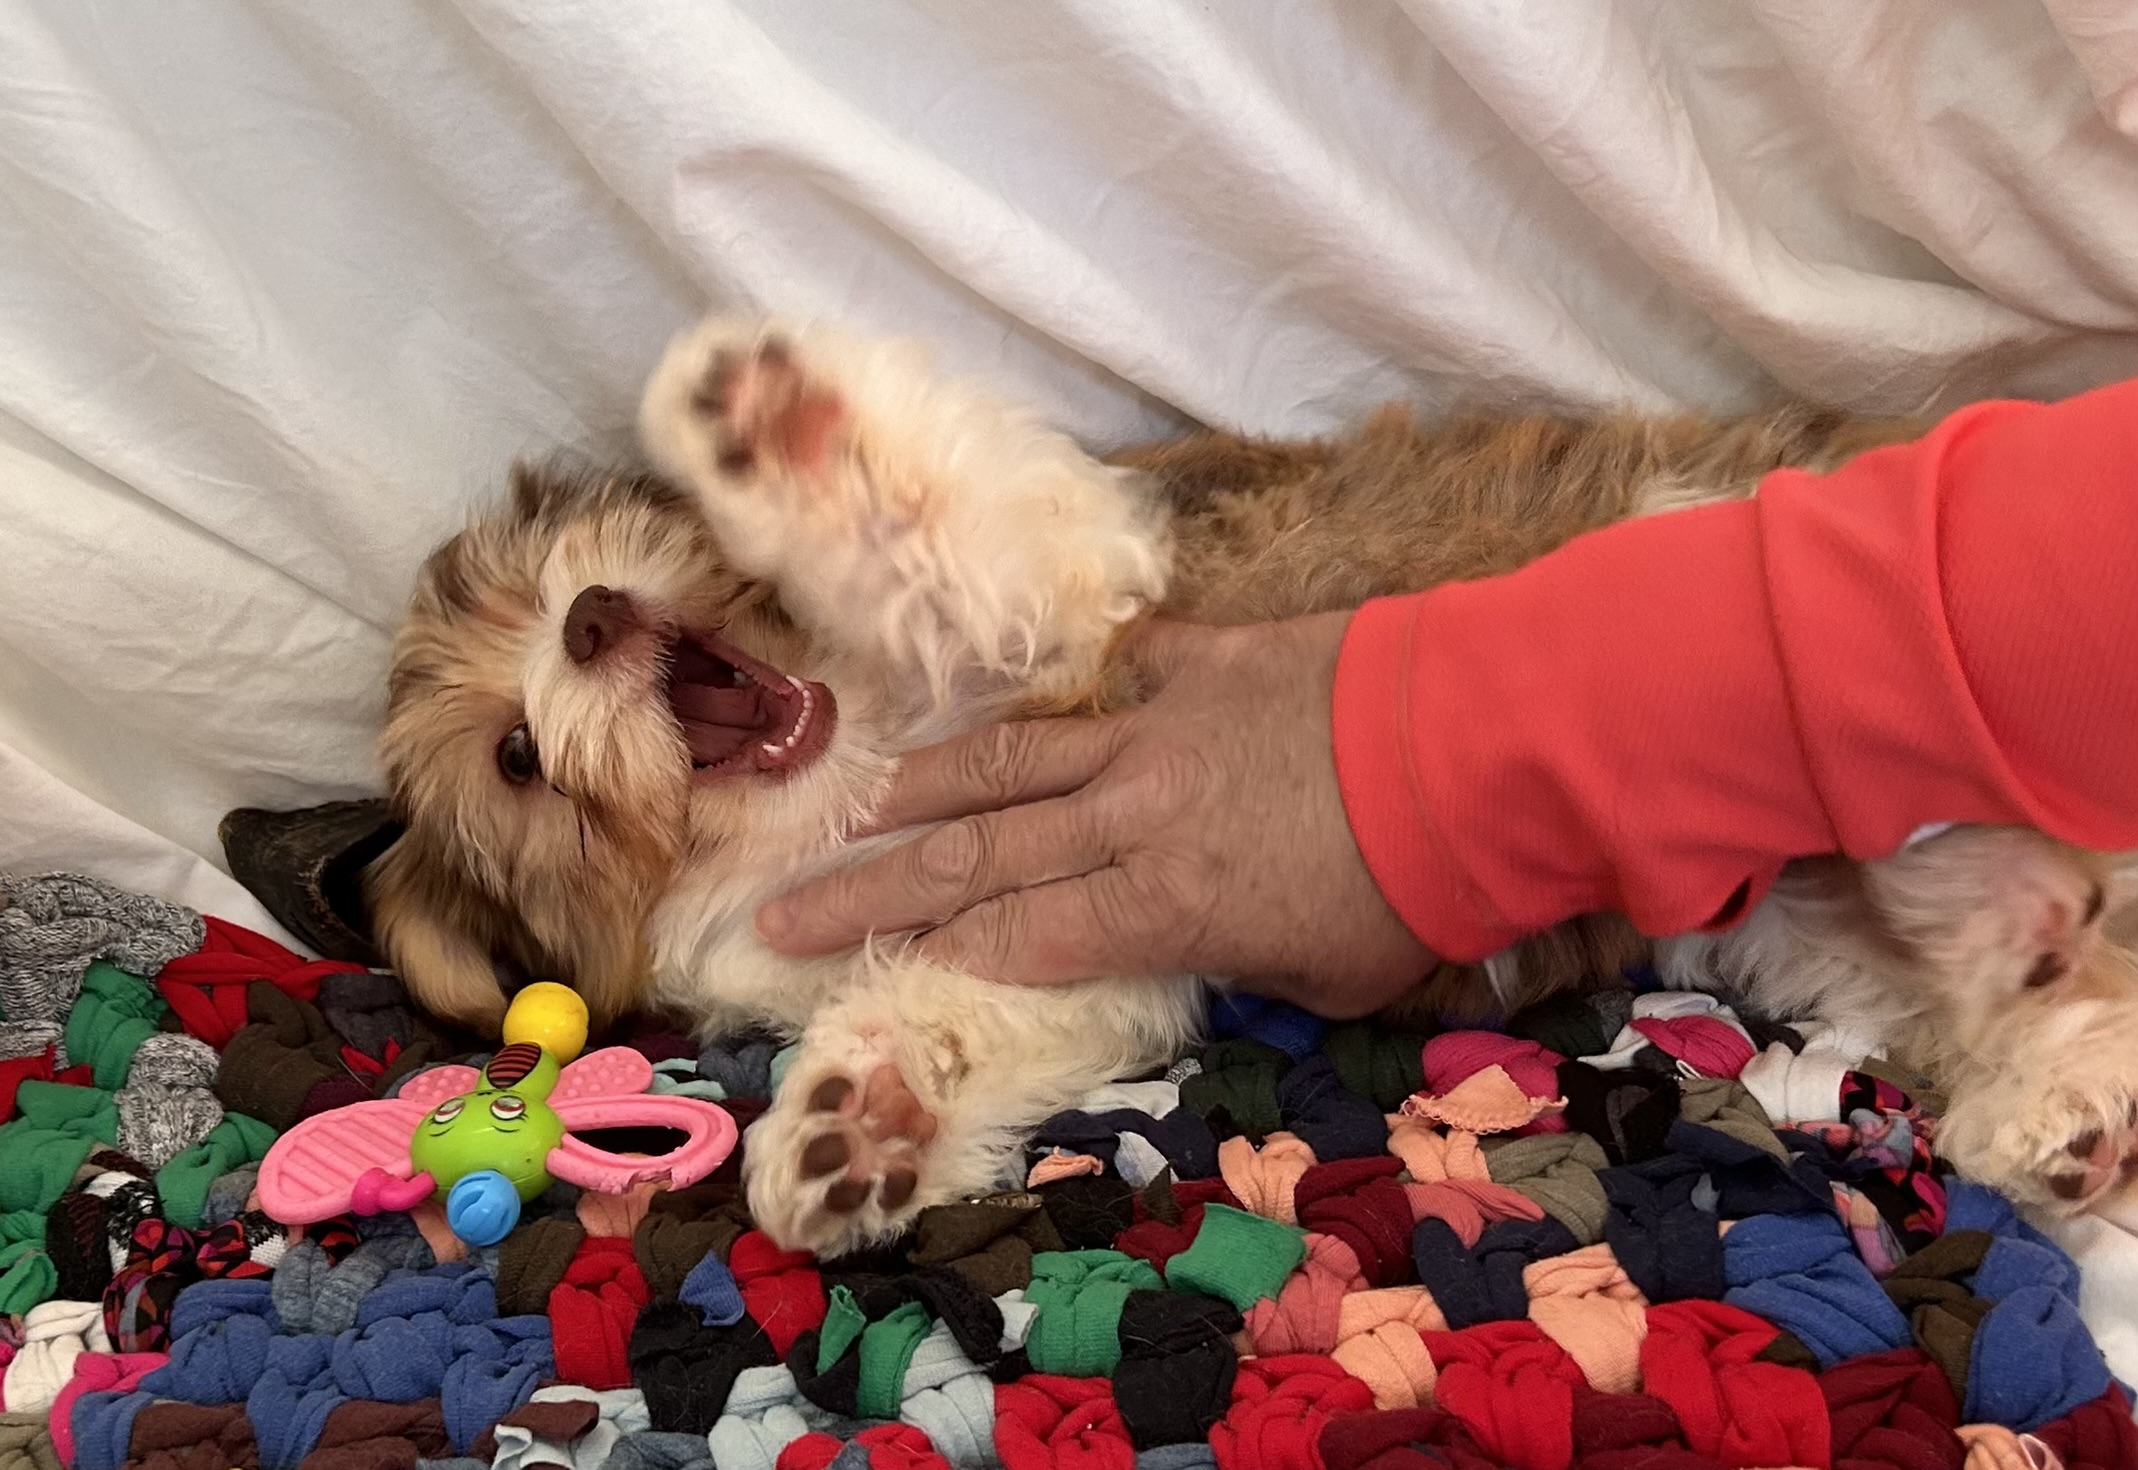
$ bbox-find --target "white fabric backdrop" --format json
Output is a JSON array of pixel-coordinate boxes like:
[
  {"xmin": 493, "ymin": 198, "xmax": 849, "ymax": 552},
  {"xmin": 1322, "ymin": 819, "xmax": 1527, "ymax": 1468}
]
[{"xmin": 4, "ymin": 0, "xmax": 2138, "ymax": 1368}]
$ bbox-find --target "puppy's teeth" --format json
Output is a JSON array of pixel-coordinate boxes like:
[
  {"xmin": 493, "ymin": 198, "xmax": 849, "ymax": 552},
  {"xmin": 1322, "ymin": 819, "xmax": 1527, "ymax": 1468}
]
[
  {"xmin": 789, "ymin": 676, "xmax": 806, "ymax": 693},
  {"xmin": 761, "ymin": 742, "xmax": 782, "ymax": 758}
]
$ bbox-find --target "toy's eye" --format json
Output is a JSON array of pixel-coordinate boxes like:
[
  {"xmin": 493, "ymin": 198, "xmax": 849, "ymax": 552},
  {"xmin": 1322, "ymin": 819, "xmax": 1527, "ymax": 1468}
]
[
  {"xmin": 496, "ymin": 724, "xmax": 541, "ymax": 785},
  {"xmin": 431, "ymin": 1098, "xmax": 464, "ymax": 1124},
  {"xmin": 490, "ymin": 1095, "xmax": 527, "ymax": 1122}
]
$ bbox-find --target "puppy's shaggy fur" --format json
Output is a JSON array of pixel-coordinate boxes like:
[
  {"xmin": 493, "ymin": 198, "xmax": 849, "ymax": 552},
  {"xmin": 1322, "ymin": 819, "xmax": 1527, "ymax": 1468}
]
[{"xmin": 373, "ymin": 316, "xmax": 2138, "ymax": 1253}]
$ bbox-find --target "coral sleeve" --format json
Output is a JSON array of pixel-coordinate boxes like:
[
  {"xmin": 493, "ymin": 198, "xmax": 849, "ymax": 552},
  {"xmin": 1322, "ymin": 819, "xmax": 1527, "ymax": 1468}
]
[{"xmin": 1332, "ymin": 379, "xmax": 2138, "ymax": 962}]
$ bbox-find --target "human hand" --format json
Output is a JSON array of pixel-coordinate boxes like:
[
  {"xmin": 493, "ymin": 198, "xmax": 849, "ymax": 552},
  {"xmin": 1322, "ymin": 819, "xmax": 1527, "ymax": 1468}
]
[{"xmin": 753, "ymin": 613, "xmax": 1434, "ymax": 1018}]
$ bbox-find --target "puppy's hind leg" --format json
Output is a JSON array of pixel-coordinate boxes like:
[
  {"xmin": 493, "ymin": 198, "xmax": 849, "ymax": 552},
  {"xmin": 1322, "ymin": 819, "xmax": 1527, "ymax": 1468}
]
[{"xmin": 638, "ymin": 317, "xmax": 1170, "ymax": 718}]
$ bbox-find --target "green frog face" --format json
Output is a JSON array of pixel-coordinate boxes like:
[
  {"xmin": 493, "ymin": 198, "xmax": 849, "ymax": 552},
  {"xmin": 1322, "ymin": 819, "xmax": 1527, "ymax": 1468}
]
[{"xmin": 407, "ymin": 1041, "xmax": 566, "ymax": 1202}]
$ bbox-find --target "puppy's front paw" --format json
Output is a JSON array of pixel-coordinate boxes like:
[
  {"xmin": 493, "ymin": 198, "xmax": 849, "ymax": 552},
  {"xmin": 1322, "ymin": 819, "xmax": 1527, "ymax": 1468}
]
[
  {"xmin": 641, "ymin": 312, "xmax": 1168, "ymax": 711},
  {"xmin": 640, "ymin": 320, "xmax": 852, "ymax": 513},
  {"xmin": 687, "ymin": 334, "xmax": 849, "ymax": 486},
  {"xmin": 637, "ymin": 317, "xmax": 942, "ymax": 637},
  {"xmin": 746, "ymin": 1047, "xmax": 940, "ymax": 1256}
]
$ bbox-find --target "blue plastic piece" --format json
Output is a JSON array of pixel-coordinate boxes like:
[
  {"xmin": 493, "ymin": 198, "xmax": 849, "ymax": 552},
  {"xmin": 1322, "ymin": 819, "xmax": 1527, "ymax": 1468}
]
[{"xmin": 446, "ymin": 1169, "xmax": 523, "ymax": 1246}]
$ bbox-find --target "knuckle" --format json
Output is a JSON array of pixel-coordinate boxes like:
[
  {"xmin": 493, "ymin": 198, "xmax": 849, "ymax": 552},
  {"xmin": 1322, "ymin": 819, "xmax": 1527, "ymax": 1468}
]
[
  {"xmin": 1132, "ymin": 855, "xmax": 1220, "ymax": 960},
  {"xmin": 1057, "ymin": 796, "xmax": 1114, "ymax": 865},
  {"xmin": 973, "ymin": 898, "xmax": 1023, "ymax": 962},
  {"xmin": 949, "ymin": 896, "xmax": 1024, "ymax": 976},
  {"xmin": 913, "ymin": 818, "xmax": 993, "ymax": 905},
  {"xmin": 829, "ymin": 867, "xmax": 891, "ymax": 930},
  {"xmin": 952, "ymin": 721, "xmax": 1036, "ymax": 806},
  {"xmin": 1112, "ymin": 745, "xmax": 1211, "ymax": 820},
  {"xmin": 1203, "ymin": 625, "xmax": 1257, "ymax": 666},
  {"xmin": 1085, "ymin": 873, "xmax": 1152, "ymax": 948}
]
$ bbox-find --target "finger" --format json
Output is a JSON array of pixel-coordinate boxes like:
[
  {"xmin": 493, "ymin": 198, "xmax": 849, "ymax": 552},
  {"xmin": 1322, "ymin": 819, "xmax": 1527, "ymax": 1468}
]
[
  {"xmin": 756, "ymin": 795, "xmax": 1116, "ymax": 955},
  {"xmin": 1117, "ymin": 617, "xmax": 1213, "ymax": 692},
  {"xmin": 862, "ymin": 713, "xmax": 1132, "ymax": 835},
  {"xmin": 911, "ymin": 863, "xmax": 1169, "ymax": 984}
]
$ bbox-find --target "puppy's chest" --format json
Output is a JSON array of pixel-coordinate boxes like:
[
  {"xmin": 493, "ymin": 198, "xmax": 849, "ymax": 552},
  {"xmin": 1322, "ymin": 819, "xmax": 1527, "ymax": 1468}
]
[{"xmin": 645, "ymin": 892, "xmax": 857, "ymax": 1032}]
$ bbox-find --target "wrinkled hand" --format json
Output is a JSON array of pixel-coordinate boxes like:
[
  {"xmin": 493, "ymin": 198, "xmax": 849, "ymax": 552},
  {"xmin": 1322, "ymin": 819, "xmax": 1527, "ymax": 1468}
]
[{"xmin": 754, "ymin": 612, "xmax": 1434, "ymax": 1018}]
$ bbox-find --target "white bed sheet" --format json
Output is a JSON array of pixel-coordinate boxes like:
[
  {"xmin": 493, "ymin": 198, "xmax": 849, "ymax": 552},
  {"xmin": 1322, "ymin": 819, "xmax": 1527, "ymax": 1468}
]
[{"xmin": 3, "ymin": 0, "xmax": 2138, "ymax": 1376}]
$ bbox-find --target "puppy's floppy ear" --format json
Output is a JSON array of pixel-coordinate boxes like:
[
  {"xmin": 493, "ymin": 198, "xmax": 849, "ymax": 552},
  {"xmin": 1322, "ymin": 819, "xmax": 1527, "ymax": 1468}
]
[{"xmin": 366, "ymin": 832, "xmax": 510, "ymax": 1033}]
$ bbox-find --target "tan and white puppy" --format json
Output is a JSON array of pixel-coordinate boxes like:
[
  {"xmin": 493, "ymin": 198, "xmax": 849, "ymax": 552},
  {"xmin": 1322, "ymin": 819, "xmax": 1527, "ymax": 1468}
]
[{"xmin": 370, "ymin": 315, "xmax": 2138, "ymax": 1252}]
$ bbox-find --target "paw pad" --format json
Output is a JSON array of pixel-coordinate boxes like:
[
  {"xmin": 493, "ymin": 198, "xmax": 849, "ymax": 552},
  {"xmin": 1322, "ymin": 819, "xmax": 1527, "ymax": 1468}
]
[
  {"xmin": 2038, "ymin": 1106, "xmax": 2138, "ymax": 1206},
  {"xmin": 778, "ymin": 1059, "xmax": 937, "ymax": 1239},
  {"xmin": 690, "ymin": 339, "xmax": 845, "ymax": 478}
]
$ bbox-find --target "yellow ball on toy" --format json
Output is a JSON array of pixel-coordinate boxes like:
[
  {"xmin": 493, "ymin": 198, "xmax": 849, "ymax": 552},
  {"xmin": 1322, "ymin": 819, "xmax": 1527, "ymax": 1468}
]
[{"xmin": 502, "ymin": 982, "xmax": 589, "ymax": 1063}]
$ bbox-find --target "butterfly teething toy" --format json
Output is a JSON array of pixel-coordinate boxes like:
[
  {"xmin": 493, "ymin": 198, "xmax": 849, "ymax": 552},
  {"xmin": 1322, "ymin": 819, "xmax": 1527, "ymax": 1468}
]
[{"xmin": 257, "ymin": 983, "xmax": 737, "ymax": 1245}]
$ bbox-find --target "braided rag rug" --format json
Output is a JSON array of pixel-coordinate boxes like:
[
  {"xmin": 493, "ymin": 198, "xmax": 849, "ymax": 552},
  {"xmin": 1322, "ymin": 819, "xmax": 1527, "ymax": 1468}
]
[{"xmin": 1, "ymin": 871, "xmax": 2133, "ymax": 1470}]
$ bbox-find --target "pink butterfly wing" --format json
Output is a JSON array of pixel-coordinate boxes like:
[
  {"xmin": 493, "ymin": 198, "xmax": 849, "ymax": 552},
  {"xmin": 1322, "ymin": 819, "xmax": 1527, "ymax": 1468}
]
[
  {"xmin": 256, "ymin": 1096, "xmax": 434, "ymax": 1224},
  {"xmin": 550, "ymin": 1047, "xmax": 655, "ymax": 1103},
  {"xmin": 397, "ymin": 1065, "xmax": 482, "ymax": 1106}
]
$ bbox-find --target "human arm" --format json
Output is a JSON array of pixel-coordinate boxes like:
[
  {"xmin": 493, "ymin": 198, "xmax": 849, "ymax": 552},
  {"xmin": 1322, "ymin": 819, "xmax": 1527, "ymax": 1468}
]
[{"xmin": 756, "ymin": 379, "xmax": 2138, "ymax": 996}]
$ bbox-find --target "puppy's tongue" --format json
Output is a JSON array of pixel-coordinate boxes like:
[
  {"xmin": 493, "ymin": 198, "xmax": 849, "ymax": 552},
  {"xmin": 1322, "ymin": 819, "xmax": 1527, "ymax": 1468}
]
[
  {"xmin": 671, "ymin": 683, "xmax": 771, "ymax": 727},
  {"xmin": 671, "ymin": 682, "xmax": 774, "ymax": 765}
]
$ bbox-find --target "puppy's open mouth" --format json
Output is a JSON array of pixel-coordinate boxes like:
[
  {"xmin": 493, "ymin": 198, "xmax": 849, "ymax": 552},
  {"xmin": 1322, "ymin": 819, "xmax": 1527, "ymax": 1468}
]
[{"xmin": 662, "ymin": 630, "xmax": 837, "ymax": 782}]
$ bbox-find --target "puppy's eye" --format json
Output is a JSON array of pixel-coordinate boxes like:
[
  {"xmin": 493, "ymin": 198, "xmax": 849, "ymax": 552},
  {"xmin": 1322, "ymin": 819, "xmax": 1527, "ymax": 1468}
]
[
  {"xmin": 496, "ymin": 724, "xmax": 541, "ymax": 785},
  {"xmin": 2084, "ymin": 884, "xmax": 2107, "ymax": 927}
]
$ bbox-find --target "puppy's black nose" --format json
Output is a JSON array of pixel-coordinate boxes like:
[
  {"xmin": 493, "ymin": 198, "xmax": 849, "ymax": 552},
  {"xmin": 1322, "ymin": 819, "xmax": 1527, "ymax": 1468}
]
[{"xmin": 563, "ymin": 585, "xmax": 638, "ymax": 664}]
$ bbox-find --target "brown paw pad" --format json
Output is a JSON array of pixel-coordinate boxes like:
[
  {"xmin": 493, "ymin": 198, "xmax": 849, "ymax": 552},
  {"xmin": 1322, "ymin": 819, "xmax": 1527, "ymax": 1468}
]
[
  {"xmin": 809, "ymin": 1075, "xmax": 856, "ymax": 1113},
  {"xmin": 788, "ymin": 1058, "xmax": 938, "ymax": 1234},
  {"xmin": 690, "ymin": 354, "xmax": 740, "ymax": 417},
  {"xmin": 880, "ymin": 1167, "xmax": 919, "ymax": 1210},
  {"xmin": 691, "ymin": 339, "xmax": 844, "ymax": 476},
  {"xmin": 801, "ymin": 1133, "xmax": 850, "ymax": 1179},
  {"xmin": 824, "ymin": 1177, "xmax": 872, "ymax": 1214}
]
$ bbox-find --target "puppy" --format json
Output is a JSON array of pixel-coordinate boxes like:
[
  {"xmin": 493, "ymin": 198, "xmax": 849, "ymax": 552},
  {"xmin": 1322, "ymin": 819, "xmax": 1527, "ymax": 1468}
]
[{"xmin": 370, "ymin": 315, "xmax": 2138, "ymax": 1252}]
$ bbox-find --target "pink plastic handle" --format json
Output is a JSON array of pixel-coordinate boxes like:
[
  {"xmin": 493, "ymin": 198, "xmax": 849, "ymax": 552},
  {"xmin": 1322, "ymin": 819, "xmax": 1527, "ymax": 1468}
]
[{"xmin": 547, "ymin": 1095, "xmax": 738, "ymax": 1194}]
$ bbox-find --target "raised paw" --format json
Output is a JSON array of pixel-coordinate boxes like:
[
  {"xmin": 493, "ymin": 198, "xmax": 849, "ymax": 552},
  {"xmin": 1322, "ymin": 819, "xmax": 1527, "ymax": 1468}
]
[
  {"xmin": 641, "ymin": 312, "xmax": 1169, "ymax": 708},
  {"xmin": 746, "ymin": 1054, "xmax": 942, "ymax": 1255},
  {"xmin": 637, "ymin": 318, "xmax": 869, "ymax": 534},
  {"xmin": 688, "ymin": 336, "xmax": 847, "ymax": 481}
]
